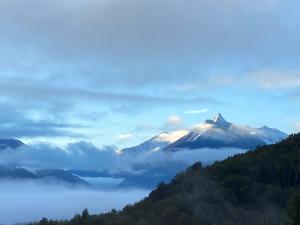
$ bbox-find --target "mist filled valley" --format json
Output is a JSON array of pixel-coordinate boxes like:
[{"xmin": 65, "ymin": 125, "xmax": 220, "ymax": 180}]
[
  {"xmin": 0, "ymin": 114, "xmax": 294, "ymax": 224},
  {"xmin": 0, "ymin": 0, "xmax": 299, "ymax": 224}
]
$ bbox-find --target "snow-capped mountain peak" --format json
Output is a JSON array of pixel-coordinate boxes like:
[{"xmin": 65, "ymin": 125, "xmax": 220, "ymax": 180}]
[
  {"xmin": 152, "ymin": 130, "xmax": 189, "ymax": 143},
  {"xmin": 205, "ymin": 113, "xmax": 231, "ymax": 128},
  {"xmin": 164, "ymin": 114, "xmax": 288, "ymax": 151},
  {"xmin": 252, "ymin": 126, "xmax": 288, "ymax": 144},
  {"xmin": 212, "ymin": 113, "xmax": 226, "ymax": 123},
  {"xmin": 121, "ymin": 113, "xmax": 288, "ymax": 154}
]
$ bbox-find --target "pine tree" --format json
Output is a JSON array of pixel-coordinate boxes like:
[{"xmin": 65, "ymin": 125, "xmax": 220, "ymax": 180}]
[{"xmin": 286, "ymin": 191, "xmax": 300, "ymax": 225}]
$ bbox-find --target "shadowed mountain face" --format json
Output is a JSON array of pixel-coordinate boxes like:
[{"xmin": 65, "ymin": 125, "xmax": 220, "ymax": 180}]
[
  {"xmin": 0, "ymin": 166, "xmax": 38, "ymax": 179},
  {"xmin": 0, "ymin": 166, "xmax": 88, "ymax": 186},
  {"xmin": 165, "ymin": 127, "xmax": 266, "ymax": 150},
  {"xmin": 0, "ymin": 138, "xmax": 24, "ymax": 150}
]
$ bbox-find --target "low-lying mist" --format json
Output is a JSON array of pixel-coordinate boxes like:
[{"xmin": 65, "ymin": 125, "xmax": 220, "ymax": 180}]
[
  {"xmin": 0, "ymin": 142, "xmax": 247, "ymax": 172},
  {"xmin": 0, "ymin": 179, "xmax": 149, "ymax": 225}
]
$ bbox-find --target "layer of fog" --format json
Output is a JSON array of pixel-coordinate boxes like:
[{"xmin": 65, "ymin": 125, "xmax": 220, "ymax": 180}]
[
  {"xmin": 79, "ymin": 177, "xmax": 124, "ymax": 188},
  {"xmin": 0, "ymin": 179, "xmax": 149, "ymax": 225}
]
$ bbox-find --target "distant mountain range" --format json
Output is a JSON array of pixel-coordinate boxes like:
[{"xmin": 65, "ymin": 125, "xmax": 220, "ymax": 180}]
[
  {"xmin": 122, "ymin": 113, "xmax": 288, "ymax": 154},
  {"xmin": 0, "ymin": 166, "xmax": 89, "ymax": 186},
  {"xmin": 0, "ymin": 139, "xmax": 90, "ymax": 186},
  {"xmin": 0, "ymin": 138, "xmax": 24, "ymax": 150}
]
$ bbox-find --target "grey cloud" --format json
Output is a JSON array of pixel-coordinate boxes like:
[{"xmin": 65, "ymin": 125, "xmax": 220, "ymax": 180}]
[
  {"xmin": 0, "ymin": 126, "xmax": 80, "ymax": 139},
  {"xmin": 0, "ymin": 101, "xmax": 86, "ymax": 138},
  {"xmin": 0, "ymin": 0, "xmax": 291, "ymax": 59},
  {"xmin": 0, "ymin": 139, "xmax": 247, "ymax": 173},
  {"xmin": 0, "ymin": 76, "xmax": 223, "ymax": 105},
  {"xmin": 0, "ymin": 0, "xmax": 298, "ymax": 140},
  {"xmin": 0, "ymin": 0, "xmax": 299, "ymax": 88},
  {"xmin": 0, "ymin": 142, "xmax": 119, "ymax": 171}
]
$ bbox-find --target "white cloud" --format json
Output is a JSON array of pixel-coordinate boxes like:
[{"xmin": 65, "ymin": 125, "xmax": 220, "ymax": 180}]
[
  {"xmin": 116, "ymin": 133, "xmax": 134, "ymax": 141},
  {"xmin": 166, "ymin": 115, "xmax": 182, "ymax": 126},
  {"xmin": 192, "ymin": 123, "xmax": 214, "ymax": 132},
  {"xmin": 154, "ymin": 130, "xmax": 188, "ymax": 143},
  {"xmin": 185, "ymin": 109, "xmax": 209, "ymax": 114}
]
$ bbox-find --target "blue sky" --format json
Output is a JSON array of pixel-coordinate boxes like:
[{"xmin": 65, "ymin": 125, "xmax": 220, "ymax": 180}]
[{"xmin": 0, "ymin": 0, "xmax": 299, "ymax": 148}]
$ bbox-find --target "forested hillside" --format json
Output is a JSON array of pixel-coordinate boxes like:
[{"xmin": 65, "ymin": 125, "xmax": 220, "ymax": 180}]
[{"xmin": 31, "ymin": 134, "xmax": 300, "ymax": 225}]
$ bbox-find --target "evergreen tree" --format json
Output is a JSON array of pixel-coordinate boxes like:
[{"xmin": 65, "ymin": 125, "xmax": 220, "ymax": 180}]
[
  {"xmin": 81, "ymin": 209, "xmax": 89, "ymax": 225},
  {"xmin": 286, "ymin": 191, "xmax": 300, "ymax": 225}
]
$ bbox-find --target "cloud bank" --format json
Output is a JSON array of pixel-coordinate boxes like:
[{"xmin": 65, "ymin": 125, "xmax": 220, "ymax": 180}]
[{"xmin": 0, "ymin": 142, "xmax": 247, "ymax": 173}]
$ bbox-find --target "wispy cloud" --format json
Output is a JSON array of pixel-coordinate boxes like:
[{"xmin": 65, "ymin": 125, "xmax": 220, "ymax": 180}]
[
  {"xmin": 185, "ymin": 109, "xmax": 209, "ymax": 114},
  {"xmin": 166, "ymin": 115, "xmax": 183, "ymax": 126},
  {"xmin": 248, "ymin": 70, "xmax": 300, "ymax": 89},
  {"xmin": 116, "ymin": 133, "xmax": 134, "ymax": 141}
]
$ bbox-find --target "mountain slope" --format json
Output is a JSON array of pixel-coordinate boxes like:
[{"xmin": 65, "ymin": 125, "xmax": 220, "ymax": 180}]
[
  {"xmin": 32, "ymin": 133, "xmax": 300, "ymax": 225},
  {"xmin": 0, "ymin": 138, "xmax": 24, "ymax": 150},
  {"xmin": 121, "ymin": 131, "xmax": 187, "ymax": 154},
  {"xmin": 250, "ymin": 125, "xmax": 288, "ymax": 144},
  {"xmin": 164, "ymin": 113, "xmax": 287, "ymax": 151},
  {"xmin": 0, "ymin": 166, "xmax": 89, "ymax": 186}
]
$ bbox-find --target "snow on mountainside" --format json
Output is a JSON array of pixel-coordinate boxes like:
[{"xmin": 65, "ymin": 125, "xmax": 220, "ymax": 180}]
[
  {"xmin": 121, "ymin": 113, "xmax": 288, "ymax": 154},
  {"xmin": 249, "ymin": 126, "xmax": 288, "ymax": 144},
  {"xmin": 164, "ymin": 113, "xmax": 288, "ymax": 151},
  {"xmin": 121, "ymin": 131, "xmax": 188, "ymax": 154}
]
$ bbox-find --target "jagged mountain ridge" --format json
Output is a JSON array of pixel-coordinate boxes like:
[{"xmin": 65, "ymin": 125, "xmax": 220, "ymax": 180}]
[
  {"xmin": 165, "ymin": 113, "xmax": 288, "ymax": 151},
  {"xmin": 122, "ymin": 114, "xmax": 288, "ymax": 154},
  {"xmin": 164, "ymin": 113, "xmax": 288, "ymax": 151}
]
